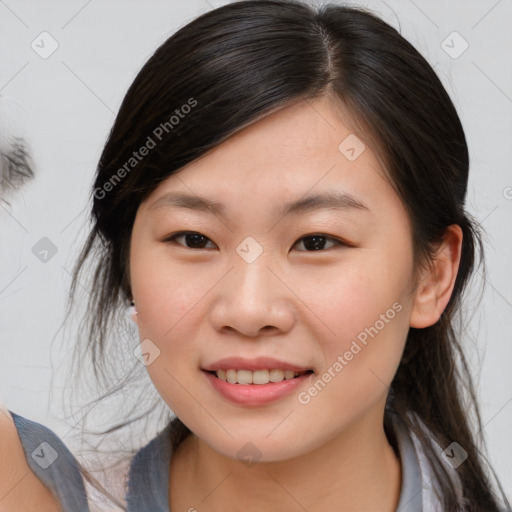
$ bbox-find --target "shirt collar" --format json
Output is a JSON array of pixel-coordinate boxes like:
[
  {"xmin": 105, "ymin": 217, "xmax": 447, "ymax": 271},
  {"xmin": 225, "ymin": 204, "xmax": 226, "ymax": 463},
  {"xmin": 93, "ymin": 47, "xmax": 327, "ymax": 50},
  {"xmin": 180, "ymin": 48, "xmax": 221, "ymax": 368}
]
[
  {"xmin": 389, "ymin": 411, "xmax": 425, "ymax": 511},
  {"xmin": 126, "ymin": 412, "xmax": 449, "ymax": 512}
]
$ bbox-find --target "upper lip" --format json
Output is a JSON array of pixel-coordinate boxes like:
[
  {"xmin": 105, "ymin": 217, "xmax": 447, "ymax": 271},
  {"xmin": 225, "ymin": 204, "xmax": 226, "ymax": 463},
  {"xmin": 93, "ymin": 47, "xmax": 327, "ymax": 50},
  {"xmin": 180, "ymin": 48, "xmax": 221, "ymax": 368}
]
[{"xmin": 202, "ymin": 357, "xmax": 313, "ymax": 372}]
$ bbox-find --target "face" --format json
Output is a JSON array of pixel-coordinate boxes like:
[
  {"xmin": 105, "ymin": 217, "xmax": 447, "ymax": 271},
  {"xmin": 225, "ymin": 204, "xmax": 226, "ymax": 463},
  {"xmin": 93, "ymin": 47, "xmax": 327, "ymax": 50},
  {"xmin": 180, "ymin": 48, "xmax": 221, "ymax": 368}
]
[{"xmin": 129, "ymin": 95, "xmax": 418, "ymax": 462}]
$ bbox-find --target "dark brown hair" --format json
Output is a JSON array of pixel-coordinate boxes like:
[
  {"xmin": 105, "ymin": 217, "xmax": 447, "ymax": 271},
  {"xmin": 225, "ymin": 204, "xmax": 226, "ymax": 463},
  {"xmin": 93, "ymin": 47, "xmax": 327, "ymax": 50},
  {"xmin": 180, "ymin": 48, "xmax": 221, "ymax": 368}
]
[{"xmin": 65, "ymin": 1, "xmax": 511, "ymax": 510}]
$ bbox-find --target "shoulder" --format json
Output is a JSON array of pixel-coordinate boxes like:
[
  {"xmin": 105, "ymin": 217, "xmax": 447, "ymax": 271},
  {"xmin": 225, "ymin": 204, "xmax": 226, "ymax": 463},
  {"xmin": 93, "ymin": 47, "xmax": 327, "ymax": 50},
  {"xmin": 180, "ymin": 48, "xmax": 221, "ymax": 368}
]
[
  {"xmin": 0, "ymin": 406, "xmax": 62, "ymax": 511},
  {"xmin": 0, "ymin": 406, "xmax": 91, "ymax": 511}
]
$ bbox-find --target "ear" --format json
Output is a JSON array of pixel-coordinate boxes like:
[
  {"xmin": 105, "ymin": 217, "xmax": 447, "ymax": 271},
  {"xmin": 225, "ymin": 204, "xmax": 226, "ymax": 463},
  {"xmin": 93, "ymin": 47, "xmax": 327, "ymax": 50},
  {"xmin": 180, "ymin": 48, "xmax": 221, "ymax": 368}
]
[{"xmin": 409, "ymin": 224, "xmax": 463, "ymax": 328}]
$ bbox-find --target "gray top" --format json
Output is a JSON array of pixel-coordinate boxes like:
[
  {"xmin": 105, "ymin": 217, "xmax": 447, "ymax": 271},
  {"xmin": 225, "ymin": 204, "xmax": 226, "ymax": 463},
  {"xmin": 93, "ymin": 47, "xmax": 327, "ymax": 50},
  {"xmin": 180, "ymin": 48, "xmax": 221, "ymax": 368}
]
[
  {"xmin": 9, "ymin": 410, "xmax": 90, "ymax": 512},
  {"xmin": 124, "ymin": 411, "xmax": 427, "ymax": 511},
  {"xmin": 10, "ymin": 408, "xmax": 451, "ymax": 511}
]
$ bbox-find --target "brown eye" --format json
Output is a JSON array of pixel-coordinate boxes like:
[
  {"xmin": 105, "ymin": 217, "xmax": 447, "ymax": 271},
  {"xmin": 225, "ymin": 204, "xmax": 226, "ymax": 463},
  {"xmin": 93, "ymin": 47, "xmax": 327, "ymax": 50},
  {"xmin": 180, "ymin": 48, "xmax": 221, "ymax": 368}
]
[
  {"xmin": 164, "ymin": 231, "xmax": 216, "ymax": 249},
  {"xmin": 293, "ymin": 233, "xmax": 346, "ymax": 252}
]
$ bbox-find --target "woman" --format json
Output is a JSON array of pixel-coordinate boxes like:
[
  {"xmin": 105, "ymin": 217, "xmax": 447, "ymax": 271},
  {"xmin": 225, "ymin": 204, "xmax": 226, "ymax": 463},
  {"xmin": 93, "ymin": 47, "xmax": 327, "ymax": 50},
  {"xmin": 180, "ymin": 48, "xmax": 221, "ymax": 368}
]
[
  {"xmin": 3, "ymin": 1, "xmax": 511, "ymax": 510},
  {"xmin": 67, "ymin": 0, "xmax": 511, "ymax": 510}
]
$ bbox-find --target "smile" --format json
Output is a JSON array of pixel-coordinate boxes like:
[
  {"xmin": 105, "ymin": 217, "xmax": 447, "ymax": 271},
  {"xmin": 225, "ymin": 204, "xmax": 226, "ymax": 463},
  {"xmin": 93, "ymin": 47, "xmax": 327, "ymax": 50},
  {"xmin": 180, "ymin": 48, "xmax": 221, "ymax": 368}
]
[{"xmin": 203, "ymin": 369, "xmax": 314, "ymax": 406}]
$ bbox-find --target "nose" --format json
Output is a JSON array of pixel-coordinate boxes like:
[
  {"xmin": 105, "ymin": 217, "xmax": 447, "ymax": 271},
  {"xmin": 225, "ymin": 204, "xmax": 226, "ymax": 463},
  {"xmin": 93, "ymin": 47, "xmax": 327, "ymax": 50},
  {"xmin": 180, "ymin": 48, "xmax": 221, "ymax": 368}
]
[{"xmin": 209, "ymin": 249, "xmax": 296, "ymax": 339}]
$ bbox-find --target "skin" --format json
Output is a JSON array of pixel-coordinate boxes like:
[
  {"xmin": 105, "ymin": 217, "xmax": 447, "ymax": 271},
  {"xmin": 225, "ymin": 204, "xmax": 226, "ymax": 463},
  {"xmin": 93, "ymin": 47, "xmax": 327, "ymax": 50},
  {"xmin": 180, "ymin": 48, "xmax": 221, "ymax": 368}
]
[
  {"xmin": 129, "ymin": 95, "xmax": 462, "ymax": 511},
  {"xmin": 0, "ymin": 406, "xmax": 62, "ymax": 511}
]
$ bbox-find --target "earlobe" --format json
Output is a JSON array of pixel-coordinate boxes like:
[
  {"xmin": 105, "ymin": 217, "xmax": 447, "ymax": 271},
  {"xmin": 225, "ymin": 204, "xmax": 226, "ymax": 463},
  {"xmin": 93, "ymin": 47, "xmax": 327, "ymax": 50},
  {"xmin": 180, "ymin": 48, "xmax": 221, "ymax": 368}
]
[
  {"xmin": 128, "ymin": 300, "xmax": 138, "ymax": 324},
  {"xmin": 409, "ymin": 224, "xmax": 463, "ymax": 328}
]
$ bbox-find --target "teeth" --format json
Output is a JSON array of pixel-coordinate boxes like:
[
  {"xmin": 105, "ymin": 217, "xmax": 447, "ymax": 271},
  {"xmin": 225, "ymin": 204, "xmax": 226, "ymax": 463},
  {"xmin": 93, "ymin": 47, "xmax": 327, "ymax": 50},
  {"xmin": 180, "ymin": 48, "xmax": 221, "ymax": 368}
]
[
  {"xmin": 215, "ymin": 368, "xmax": 306, "ymax": 384},
  {"xmin": 237, "ymin": 370, "xmax": 253, "ymax": 385}
]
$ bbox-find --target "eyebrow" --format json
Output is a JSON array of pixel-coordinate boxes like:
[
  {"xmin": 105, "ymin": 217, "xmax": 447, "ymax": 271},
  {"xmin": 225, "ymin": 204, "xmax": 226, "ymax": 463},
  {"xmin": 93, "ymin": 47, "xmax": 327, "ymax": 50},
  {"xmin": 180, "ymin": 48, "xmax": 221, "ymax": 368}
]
[{"xmin": 149, "ymin": 190, "xmax": 370, "ymax": 219}]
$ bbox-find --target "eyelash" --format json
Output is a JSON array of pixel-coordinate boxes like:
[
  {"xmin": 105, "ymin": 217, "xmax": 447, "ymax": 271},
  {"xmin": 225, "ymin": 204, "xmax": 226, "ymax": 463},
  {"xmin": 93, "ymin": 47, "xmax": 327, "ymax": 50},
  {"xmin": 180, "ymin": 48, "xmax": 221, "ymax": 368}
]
[{"xmin": 162, "ymin": 231, "xmax": 353, "ymax": 252}]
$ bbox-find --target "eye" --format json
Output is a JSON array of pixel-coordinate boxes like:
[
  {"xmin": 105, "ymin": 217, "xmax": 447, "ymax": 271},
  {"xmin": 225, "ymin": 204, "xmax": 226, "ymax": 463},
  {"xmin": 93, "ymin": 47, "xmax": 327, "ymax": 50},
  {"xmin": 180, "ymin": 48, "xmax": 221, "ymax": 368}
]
[
  {"xmin": 292, "ymin": 233, "xmax": 348, "ymax": 251},
  {"xmin": 163, "ymin": 231, "xmax": 216, "ymax": 249},
  {"xmin": 163, "ymin": 231, "xmax": 350, "ymax": 251}
]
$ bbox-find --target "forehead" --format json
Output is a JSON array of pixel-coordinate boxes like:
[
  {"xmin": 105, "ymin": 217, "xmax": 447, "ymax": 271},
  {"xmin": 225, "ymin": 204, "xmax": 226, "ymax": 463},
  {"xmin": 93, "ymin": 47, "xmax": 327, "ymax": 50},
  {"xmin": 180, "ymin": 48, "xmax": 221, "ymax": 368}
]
[{"xmin": 142, "ymin": 97, "xmax": 397, "ymax": 220}]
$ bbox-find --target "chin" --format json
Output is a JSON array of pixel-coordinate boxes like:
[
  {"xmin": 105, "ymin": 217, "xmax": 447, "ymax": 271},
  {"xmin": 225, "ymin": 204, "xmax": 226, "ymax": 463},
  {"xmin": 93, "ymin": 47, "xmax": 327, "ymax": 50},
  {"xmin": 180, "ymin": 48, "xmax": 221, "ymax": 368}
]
[{"xmin": 197, "ymin": 429, "xmax": 317, "ymax": 465}]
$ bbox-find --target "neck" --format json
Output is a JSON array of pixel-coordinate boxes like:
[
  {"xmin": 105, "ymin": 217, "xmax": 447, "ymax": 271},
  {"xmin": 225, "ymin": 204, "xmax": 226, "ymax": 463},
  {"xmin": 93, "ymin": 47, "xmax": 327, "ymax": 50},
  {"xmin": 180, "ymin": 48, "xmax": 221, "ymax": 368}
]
[{"xmin": 170, "ymin": 407, "xmax": 401, "ymax": 512}]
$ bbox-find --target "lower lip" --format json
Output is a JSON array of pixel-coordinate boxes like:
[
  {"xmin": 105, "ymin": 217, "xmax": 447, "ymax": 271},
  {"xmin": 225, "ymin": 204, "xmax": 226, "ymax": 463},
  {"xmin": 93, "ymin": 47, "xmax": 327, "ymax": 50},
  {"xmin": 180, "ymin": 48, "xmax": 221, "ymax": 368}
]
[{"xmin": 203, "ymin": 370, "xmax": 313, "ymax": 406}]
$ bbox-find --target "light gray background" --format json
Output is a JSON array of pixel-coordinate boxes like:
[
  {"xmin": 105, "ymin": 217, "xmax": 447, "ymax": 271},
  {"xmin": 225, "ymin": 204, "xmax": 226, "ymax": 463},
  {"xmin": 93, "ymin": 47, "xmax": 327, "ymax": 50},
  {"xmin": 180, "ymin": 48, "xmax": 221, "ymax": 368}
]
[{"xmin": 1, "ymin": 0, "xmax": 511, "ymax": 502}]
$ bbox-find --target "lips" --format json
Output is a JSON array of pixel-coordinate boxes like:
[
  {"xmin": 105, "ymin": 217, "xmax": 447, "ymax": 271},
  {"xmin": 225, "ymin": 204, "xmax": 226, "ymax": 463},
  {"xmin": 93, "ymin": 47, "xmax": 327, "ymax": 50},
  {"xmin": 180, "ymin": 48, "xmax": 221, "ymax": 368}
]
[
  {"xmin": 201, "ymin": 356, "xmax": 314, "ymax": 405},
  {"xmin": 203, "ymin": 369, "xmax": 313, "ymax": 406},
  {"xmin": 202, "ymin": 356, "xmax": 313, "ymax": 373}
]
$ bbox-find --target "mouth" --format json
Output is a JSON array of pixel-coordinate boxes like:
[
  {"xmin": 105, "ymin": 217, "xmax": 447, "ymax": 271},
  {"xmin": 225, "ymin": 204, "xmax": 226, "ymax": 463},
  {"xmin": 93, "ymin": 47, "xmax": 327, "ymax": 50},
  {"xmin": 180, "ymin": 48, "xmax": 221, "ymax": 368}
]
[
  {"xmin": 202, "ymin": 368, "xmax": 315, "ymax": 406},
  {"xmin": 205, "ymin": 368, "xmax": 314, "ymax": 385},
  {"xmin": 201, "ymin": 357, "xmax": 315, "ymax": 405}
]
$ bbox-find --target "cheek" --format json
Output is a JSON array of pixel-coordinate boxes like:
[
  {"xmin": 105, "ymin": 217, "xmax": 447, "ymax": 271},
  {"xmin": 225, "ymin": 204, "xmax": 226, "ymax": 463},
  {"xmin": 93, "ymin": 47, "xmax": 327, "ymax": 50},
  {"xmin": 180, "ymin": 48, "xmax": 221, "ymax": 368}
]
[
  {"xmin": 295, "ymin": 270, "xmax": 409, "ymax": 435},
  {"xmin": 129, "ymin": 246, "xmax": 224, "ymax": 406},
  {"xmin": 304, "ymin": 245, "xmax": 412, "ymax": 402},
  {"xmin": 131, "ymin": 275, "xmax": 205, "ymax": 417},
  {"xmin": 307, "ymin": 254, "xmax": 410, "ymax": 347},
  {"xmin": 130, "ymin": 242, "xmax": 207, "ymax": 340}
]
